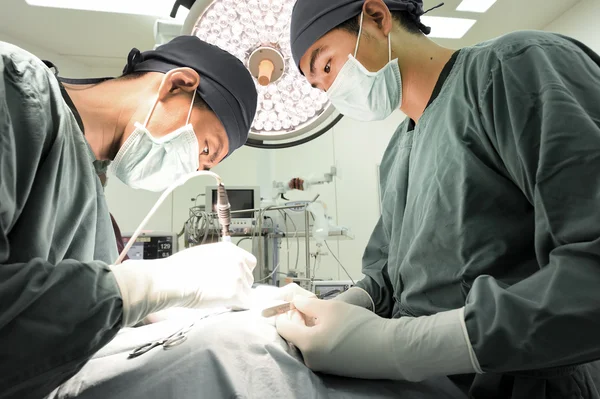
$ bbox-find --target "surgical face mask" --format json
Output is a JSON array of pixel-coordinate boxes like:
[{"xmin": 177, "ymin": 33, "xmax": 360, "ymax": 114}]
[
  {"xmin": 112, "ymin": 91, "xmax": 200, "ymax": 192},
  {"xmin": 327, "ymin": 12, "xmax": 402, "ymax": 122}
]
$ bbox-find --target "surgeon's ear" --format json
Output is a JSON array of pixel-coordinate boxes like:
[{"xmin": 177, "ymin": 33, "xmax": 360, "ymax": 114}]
[
  {"xmin": 157, "ymin": 67, "xmax": 201, "ymax": 101},
  {"xmin": 362, "ymin": 0, "xmax": 393, "ymax": 37}
]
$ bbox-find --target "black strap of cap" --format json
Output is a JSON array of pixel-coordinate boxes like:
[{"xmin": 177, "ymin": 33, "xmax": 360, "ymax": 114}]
[
  {"xmin": 42, "ymin": 59, "xmax": 113, "ymax": 85},
  {"xmin": 42, "ymin": 60, "xmax": 114, "ymax": 85},
  {"xmin": 43, "ymin": 60, "xmax": 59, "ymax": 75},
  {"xmin": 44, "ymin": 47, "xmax": 143, "ymax": 84},
  {"xmin": 41, "ymin": 60, "xmax": 88, "ymax": 132},
  {"xmin": 58, "ymin": 76, "xmax": 113, "ymax": 85},
  {"xmin": 122, "ymin": 48, "xmax": 144, "ymax": 75},
  {"xmin": 424, "ymin": 2, "xmax": 444, "ymax": 14},
  {"xmin": 58, "ymin": 77, "xmax": 114, "ymax": 85},
  {"xmin": 411, "ymin": 2, "xmax": 444, "ymax": 35}
]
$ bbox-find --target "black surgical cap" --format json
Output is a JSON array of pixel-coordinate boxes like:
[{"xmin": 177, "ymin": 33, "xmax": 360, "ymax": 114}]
[
  {"xmin": 291, "ymin": 0, "xmax": 431, "ymax": 69},
  {"xmin": 122, "ymin": 35, "xmax": 257, "ymax": 155}
]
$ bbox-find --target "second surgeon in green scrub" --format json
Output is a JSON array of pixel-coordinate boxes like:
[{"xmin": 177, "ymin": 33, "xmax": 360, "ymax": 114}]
[{"xmin": 276, "ymin": 0, "xmax": 600, "ymax": 397}]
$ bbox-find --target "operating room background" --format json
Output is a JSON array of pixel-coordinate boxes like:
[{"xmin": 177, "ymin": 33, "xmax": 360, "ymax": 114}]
[{"xmin": 2, "ymin": 0, "xmax": 598, "ymax": 280}]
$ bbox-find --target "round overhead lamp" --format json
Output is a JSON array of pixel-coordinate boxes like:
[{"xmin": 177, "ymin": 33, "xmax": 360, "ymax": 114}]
[{"xmin": 182, "ymin": 0, "xmax": 343, "ymax": 149}]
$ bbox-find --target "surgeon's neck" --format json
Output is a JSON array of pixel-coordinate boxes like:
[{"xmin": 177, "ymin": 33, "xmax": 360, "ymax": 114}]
[
  {"xmin": 63, "ymin": 76, "xmax": 159, "ymax": 161},
  {"xmin": 395, "ymin": 35, "xmax": 455, "ymax": 124}
]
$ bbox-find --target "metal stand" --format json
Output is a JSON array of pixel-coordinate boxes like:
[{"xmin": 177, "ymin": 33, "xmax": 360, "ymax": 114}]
[
  {"xmin": 186, "ymin": 200, "xmax": 353, "ymax": 288},
  {"xmin": 304, "ymin": 208, "xmax": 310, "ymax": 283}
]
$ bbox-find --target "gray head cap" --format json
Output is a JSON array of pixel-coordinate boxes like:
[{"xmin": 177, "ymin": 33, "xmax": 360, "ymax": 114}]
[
  {"xmin": 123, "ymin": 35, "xmax": 258, "ymax": 156},
  {"xmin": 290, "ymin": 0, "xmax": 431, "ymax": 69}
]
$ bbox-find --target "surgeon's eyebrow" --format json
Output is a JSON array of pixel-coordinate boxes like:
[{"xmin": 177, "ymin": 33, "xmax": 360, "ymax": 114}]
[
  {"xmin": 310, "ymin": 46, "xmax": 326, "ymax": 75},
  {"xmin": 210, "ymin": 140, "xmax": 224, "ymax": 165}
]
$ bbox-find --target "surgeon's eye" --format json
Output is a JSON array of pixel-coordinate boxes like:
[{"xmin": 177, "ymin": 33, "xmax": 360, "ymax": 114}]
[
  {"xmin": 324, "ymin": 61, "xmax": 331, "ymax": 74},
  {"xmin": 202, "ymin": 146, "xmax": 209, "ymax": 155}
]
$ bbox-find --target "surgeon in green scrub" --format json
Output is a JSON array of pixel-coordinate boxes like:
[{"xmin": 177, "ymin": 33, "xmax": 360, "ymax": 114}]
[
  {"xmin": 276, "ymin": 0, "xmax": 600, "ymax": 397},
  {"xmin": 0, "ymin": 36, "xmax": 259, "ymax": 398}
]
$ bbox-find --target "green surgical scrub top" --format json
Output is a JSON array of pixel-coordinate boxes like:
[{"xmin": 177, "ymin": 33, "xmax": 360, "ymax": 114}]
[
  {"xmin": 0, "ymin": 42, "xmax": 123, "ymax": 397},
  {"xmin": 357, "ymin": 30, "xmax": 600, "ymax": 381}
]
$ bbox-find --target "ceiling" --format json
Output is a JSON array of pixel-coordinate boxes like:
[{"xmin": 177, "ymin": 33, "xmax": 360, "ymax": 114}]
[
  {"xmin": 424, "ymin": 0, "xmax": 581, "ymax": 47},
  {"xmin": 0, "ymin": 0, "xmax": 581, "ymax": 70}
]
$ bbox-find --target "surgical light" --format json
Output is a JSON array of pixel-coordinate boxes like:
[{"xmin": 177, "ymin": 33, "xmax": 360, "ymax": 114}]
[{"xmin": 182, "ymin": 0, "xmax": 342, "ymax": 148}]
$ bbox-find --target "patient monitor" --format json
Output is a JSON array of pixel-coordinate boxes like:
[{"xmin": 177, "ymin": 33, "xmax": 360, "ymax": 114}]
[
  {"xmin": 122, "ymin": 231, "xmax": 177, "ymax": 260},
  {"xmin": 205, "ymin": 186, "xmax": 260, "ymax": 233}
]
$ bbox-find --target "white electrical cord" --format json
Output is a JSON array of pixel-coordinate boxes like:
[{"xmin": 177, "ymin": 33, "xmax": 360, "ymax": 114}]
[
  {"xmin": 114, "ymin": 171, "xmax": 223, "ymax": 265},
  {"xmin": 257, "ymin": 262, "xmax": 281, "ymax": 283},
  {"xmin": 278, "ymin": 209, "xmax": 300, "ymax": 271},
  {"xmin": 278, "ymin": 210, "xmax": 291, "ymax": 272},
  {"xmin": 324, "ymin": 241, "xmax": 355, "ymax": 284}
]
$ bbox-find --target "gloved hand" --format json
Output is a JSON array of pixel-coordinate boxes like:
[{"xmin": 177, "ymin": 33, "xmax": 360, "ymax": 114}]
[
  {"xmin": 333, "ymin": 286, "xmax": 375, "ymax": 311},
  {"xmin": 111, "ymin": 242, "xmax": 256, "ymax": 327},
  {"xmin": 252, "ymin": 283, "xmax": 316, "ymax": 303},
  {"xmin": 248, "ymin": 283, "xmax": 316, "ymax": 326},
  {"xmin": 276, "ymin": 297, "xmax": 481, "ymax": 382}
]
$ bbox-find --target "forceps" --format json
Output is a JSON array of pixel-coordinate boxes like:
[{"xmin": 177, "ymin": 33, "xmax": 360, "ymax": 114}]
[
  {"xmin": 128, "ymin": 322, "xmax": 196, "ymax": 359},
  {"xmin": 128, "ymin": 309, "xmax": 235, "ymax": 359}
]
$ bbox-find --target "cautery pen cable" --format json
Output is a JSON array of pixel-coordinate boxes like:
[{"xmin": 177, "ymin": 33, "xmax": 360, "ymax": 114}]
[{"xmin": 114, "ymin": 171, "xmax": 231, "ymax": 265}]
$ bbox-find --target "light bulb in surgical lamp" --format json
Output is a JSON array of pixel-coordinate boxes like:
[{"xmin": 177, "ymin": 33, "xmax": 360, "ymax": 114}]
[{"xmin": 185, "ymin": 0, "xmax": 339, "ymax": 144}]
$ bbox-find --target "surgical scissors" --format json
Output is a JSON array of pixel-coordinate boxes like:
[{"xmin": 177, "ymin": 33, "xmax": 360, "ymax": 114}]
[
  {"xmin": 128, "ymin": 322, "xmax": 196, "ymax": 359},
  {"xmin": 127, "ymin": 309, "xmax": 235, "ymax": 359}
]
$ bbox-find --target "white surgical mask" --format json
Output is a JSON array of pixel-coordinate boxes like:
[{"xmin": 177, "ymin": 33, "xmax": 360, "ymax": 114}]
[
  {"xmin": 327, "ymin": 12, "xmax": 402, "ymax": 121},
  {"xmin": 112, "ymin": 90, "xmax": 200, "ymax": 192}
]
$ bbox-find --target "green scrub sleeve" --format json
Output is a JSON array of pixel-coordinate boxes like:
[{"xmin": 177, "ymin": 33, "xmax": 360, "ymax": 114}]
[
  {"xmin": 355, "ymin": 217, "xmax": 395, "ymax": 318},
  {"xmin": 0, "ymin": 53, "xmax": 123, "ymax": 396},
  {"xmin": 465, "ymin": 36, "xmax": 600, "ymax": 372}
]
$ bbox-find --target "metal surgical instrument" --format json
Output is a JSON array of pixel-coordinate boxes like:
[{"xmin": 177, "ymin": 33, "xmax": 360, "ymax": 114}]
[
  {"xmin": 128, "ymin": 310, "xmax": 235, "ymax": 359},
  {"xmin": 128, "ymin": 322, "xmax": 196, "ymax": 359},
  {"xmin": 260, "ymin": 289, "xmax": 343, "ymax": 318}
]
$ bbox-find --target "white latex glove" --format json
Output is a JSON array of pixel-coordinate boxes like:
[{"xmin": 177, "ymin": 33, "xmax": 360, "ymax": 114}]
[
  {"xmin": 276, "ymin": 297, "xmax": 482, "ymax": 382},
  {"xmin": 111, "ymin": 242, "xmax": 256, "ymax": 327},
  {"xmin": 252, "ymin": 283, "xmax": 316, "ymax": 303},
  {"xmin": 250, "ymin": 283, "xmax": 316, "ymax": 325},
  {"xmin": 333, "ymin": 286, "xmax": 375, "ymax": 311}
]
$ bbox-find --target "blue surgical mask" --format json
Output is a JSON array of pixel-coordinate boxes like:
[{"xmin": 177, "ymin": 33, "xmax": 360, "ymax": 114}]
[
  {"xmin": 327, "ymin": 12, "xmax": 402, "ymax": 122},
  {"xmin": 112, "ymin": 91, "xmax": 200, "ymax": 192}
]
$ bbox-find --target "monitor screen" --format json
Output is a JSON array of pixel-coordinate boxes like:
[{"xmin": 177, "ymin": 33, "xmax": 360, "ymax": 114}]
[
  {"xmin": 126, "ymin": 241, "xmax": 144, "ymax": 260},
  {"xmin": 212, "ymin": 189, "xmax": 255, "ymax": 218},
  {"xmin": 122, "ymin": 235, "xmax": 174, "ymax": 260}
]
